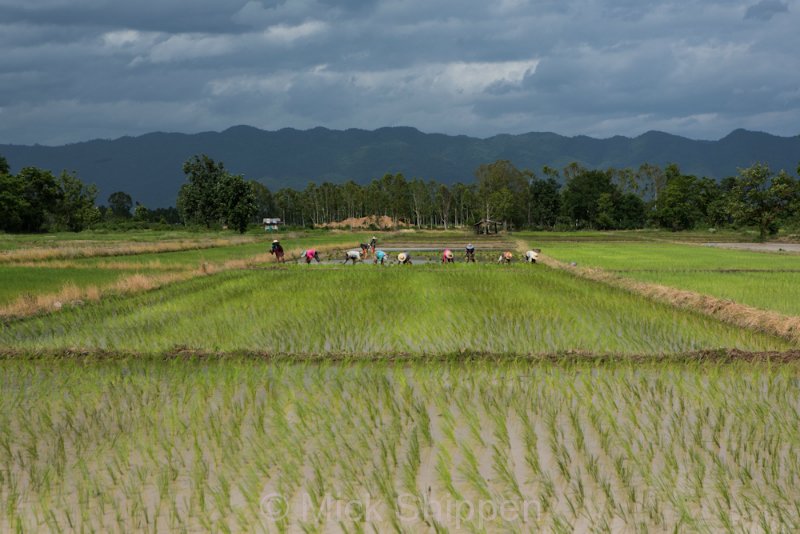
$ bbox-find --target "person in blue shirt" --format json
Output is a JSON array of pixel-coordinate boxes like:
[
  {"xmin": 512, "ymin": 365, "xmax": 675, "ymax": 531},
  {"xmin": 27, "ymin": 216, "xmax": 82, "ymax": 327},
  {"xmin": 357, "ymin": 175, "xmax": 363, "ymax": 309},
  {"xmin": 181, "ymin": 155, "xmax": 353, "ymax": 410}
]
[
  {"xmin": 374, "ymin": 249, "xmax": 387, "ymax": 265},
  {"xmin": 465, "ymin": 244, "xmax": 476, "ymax": 262}
]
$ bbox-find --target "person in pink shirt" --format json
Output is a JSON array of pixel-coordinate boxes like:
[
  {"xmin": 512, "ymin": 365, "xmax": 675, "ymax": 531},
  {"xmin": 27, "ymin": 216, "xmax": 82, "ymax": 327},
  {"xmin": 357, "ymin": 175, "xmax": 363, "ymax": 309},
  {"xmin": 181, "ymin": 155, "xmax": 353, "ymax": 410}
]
[
  {"xmin": 305, "ymin": 249, "xmax": 320, "ymax": 264},
  {"xmin": 497, "ymin": 251, "xmax": 513, "ymax": 264},
  {"xmin": 442, "ymin": 249, "xmax": 454, "ymax": 263}
]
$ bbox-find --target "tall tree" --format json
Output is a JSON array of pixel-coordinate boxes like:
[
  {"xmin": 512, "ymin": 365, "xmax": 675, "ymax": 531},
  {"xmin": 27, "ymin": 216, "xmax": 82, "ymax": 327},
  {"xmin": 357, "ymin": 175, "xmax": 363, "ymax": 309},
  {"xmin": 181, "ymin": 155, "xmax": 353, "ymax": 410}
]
[
  {"xmin": 475, "ymin": 160, "xmax": 528, "ymax": 229},
  {"xmin": 728, "ymin": 163, "xmax": 790, "ymax": 239},
  {"xmin": 560, "ymin": 169, "xmax": 616, "ymax": 228},
  {"xmin": 218, "ymin": 173, "xmax": 257, "ymax": 233},
  {"xmin": 436, "ymin": 184, "xmax": 453, "ymax": 229},
  {"xmin": 409, "ymin": 179, "xmax": 431, "ymax": 228},
  {"xmin": 15, "ymin": 167, "xmax": 61, "ymax": 232},
  {"xmin": 250, "ymin": 181, "xmax": 274, "ymax": 222},
  {"xmin": 107, "ymin": 191, "xmax": 133, "ymax": 219},
  {"xmin": 636, "ymin": 163, "xmax": 666, "ymax": 206},
  {"xmin": 54, "ymin": 171, "xmax": 98, "ymax": 231},
  {"xmin": 0, "ymin": 171, "xmax": 26, "ymax": 232},
  {"xmin": 655, "ymin": 171, "xmax": 705, "ymax": 231},
  {"xmin": 178, "ymin": 155, "xmax": 228, "ymax": 227},
  {"xmin": 529, "ymin": 176, "xmax": 561, "ymax": 228}
]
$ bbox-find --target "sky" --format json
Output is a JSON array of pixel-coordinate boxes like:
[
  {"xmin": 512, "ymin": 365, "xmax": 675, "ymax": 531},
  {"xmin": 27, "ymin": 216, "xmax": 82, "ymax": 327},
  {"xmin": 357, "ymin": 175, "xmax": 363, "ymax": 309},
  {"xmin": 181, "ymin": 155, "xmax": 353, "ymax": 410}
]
[{"xmin": 1, "ymin": 0, "xmax": 798, "ymax": 145}]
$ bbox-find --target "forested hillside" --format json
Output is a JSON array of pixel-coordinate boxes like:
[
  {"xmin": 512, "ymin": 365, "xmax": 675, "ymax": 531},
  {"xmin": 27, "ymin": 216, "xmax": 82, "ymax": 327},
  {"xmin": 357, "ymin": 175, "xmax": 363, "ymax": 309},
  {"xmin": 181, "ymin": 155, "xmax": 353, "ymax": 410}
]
[{"xmin": 2, "ymin": 126, "xmax": 799, "ymax": 207}]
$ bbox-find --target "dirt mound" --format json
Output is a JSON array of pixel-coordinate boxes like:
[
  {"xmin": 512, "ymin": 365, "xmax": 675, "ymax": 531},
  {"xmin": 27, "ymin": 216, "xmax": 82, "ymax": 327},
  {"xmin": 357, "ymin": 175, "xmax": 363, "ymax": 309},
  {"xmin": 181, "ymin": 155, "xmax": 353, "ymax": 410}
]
[{"xmin": 320, "ymin": 215, "xmax": 408, "ymax": 229}]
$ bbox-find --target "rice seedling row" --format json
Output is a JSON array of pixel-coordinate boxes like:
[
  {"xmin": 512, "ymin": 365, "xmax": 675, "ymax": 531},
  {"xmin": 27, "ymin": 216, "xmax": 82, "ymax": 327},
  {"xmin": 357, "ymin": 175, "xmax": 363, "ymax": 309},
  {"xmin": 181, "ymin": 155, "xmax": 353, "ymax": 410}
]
[
  {"xmin": 1, "ymin": 359, "xmax": 799, "ymax": 532},
  {"xmin": 542, "ymin": 242, "xmax": 800, "ymax": 272},
  {"xmin": 1, "ymin": 265, "xmax": 787, "ymax": 353}
]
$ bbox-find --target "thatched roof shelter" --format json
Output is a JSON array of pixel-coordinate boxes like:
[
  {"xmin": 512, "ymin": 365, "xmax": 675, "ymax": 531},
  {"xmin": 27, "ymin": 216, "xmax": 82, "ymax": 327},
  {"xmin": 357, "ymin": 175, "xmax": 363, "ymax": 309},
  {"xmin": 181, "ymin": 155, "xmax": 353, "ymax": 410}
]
[{"xmin": 474, "ymin": 219, "xmax": 501, "ymax": 234}]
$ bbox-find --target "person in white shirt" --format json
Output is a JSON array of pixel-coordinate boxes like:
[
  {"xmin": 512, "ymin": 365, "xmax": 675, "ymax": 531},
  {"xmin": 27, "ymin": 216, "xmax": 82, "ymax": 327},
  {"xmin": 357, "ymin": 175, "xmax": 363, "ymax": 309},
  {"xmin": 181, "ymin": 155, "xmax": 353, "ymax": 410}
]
[{"xmin": 344, "ymin": 249, "xmax": 363, "ymax": 264}]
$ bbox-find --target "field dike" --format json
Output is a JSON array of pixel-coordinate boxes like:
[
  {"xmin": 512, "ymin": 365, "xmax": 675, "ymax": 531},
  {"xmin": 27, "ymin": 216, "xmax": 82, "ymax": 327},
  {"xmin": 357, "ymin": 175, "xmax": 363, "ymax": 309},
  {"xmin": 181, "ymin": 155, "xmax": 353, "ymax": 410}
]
[
  {"xmin": 0, "ymin": 236, "xmax": 258, "ymax": 263},
  {"xmin": 3, "ymin": 347, "xmax": 800, "ymax": 363},
  {"xmin": 0, "ymin": 244, "xmax": 343, "ymax": 321},
  {"xmin": 531, "ymin": 246, "xmax": 800, "ymax": 345}
]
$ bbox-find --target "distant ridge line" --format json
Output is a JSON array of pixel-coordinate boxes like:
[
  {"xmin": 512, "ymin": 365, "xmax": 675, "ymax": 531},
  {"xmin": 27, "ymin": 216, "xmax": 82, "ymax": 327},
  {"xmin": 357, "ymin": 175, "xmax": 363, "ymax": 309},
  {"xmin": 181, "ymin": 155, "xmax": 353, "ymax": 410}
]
[{"xmin": 2, "ymin": 126, "xmax": 798, "ymax": 207}]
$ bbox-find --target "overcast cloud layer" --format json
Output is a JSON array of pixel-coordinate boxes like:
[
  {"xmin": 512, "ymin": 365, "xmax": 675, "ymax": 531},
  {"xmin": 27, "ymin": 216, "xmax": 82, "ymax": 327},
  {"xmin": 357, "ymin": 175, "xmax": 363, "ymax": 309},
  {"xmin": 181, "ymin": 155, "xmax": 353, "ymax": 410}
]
[{"xmin": 1, "ymin": 0, "xmax": 798, "ymax": 145}]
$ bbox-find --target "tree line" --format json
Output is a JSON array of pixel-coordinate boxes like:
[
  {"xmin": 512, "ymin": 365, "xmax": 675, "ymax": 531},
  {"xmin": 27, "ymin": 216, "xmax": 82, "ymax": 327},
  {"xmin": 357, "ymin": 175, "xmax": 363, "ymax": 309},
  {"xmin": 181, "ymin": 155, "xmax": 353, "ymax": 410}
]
[
  {"xmin": 2, "ymin": 153, "xmax": 799, "ymax": 237},
  {"xmin": 257, "ymin": 159, "xmax": 800, "ymax": 238}
]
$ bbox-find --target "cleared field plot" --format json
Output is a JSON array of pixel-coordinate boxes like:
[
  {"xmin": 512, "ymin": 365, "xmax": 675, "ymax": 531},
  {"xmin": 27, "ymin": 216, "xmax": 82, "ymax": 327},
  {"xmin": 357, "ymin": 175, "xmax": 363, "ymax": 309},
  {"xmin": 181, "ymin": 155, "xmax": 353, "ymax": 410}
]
[
  {"xmin": 542, "ymin": 241, "xmax": 800, "ymax": 272},
  {"xmin": 1, "ymin": 359, "xmax": 799, "ymax": 532},
  {"xmin": 1, "ymin": 266, "xmax": 788, "ymax": 353}
]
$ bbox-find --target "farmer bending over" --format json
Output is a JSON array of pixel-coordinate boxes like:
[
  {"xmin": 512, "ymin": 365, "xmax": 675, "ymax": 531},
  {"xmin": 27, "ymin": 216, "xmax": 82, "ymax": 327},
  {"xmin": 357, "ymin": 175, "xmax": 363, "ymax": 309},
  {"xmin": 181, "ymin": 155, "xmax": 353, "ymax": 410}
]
[
  {"xmin": 497, "ymin": 251, "xmax": 513, "ymax": 264},
  {"xmin": 359, "ymin": 243, "xmax": 370, "ymax": 257},
  {"xmin": 525, "ymin": 250, "xmax": 539, "ymax": 263},
  {"xmin": 344, "ymin": 249, "xmax": 363, "ymax": 264},
  {"xmin": 305, "ymin": 249, "xmax": 321, "ymax": 264},
  {"xmin": 374, "ymin": 250, "xmax": 387, "ymax": 265},
  {"xmin": 397, "ymin": 252, "xmax": 412, "ymax": 265},
  {"xmin": 465, "ymin": 244, "xmax": 476, "ymax": 262},
  {"xmin": 442, "ymin": 249, "xmax": 455, "ymax": 263},
  {"xmin": 270, "ymin": 239, "xmax": 285, "ymax": 263}
]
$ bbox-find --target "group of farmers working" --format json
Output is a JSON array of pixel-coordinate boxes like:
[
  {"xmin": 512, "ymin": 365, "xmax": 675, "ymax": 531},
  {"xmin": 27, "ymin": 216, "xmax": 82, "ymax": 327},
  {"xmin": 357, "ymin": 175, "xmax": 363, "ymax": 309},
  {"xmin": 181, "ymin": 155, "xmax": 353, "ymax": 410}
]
[{"xmin": 269, "ymin": 236, "xmax": 540, "ymax": 265}]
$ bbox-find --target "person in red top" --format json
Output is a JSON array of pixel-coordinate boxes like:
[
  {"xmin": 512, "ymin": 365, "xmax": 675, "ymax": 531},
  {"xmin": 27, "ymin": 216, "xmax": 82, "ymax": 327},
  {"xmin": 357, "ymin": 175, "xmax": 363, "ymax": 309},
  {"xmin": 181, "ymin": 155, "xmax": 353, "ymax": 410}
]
[
  {"xmin": 270, "ymin": 239, "xmax": 285, "ymax": 263},
  {"xmin": 305, "ymin": 249, "xmax": 320, "ymax": 264},
  {"xmin": 442, "ymin": 249, "xmax": 454, "ymax": 263}
]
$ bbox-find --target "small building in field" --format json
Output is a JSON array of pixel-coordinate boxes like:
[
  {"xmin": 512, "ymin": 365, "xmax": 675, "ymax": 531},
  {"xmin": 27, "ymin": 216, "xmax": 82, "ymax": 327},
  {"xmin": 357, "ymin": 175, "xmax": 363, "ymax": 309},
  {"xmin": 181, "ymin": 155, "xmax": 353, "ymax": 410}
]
[
  {"xmin": 263, "ymin": 218, "xmax": 283, "ymax": 231},
  {"xmin": 474, "ymin": 219, "xmax": 501, "ymax": 234}
]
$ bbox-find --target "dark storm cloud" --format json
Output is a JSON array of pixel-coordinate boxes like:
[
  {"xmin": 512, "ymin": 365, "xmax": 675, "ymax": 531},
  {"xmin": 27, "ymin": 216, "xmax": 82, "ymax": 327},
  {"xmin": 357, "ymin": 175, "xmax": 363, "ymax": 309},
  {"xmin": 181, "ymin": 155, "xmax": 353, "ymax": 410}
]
[
  {"xmin": 0, "ymin": 0, "xmax": 798, "ymax": 145},
  {"xmin": 745, "ymin": 0, "xmax": 789, "ymax": 20}
]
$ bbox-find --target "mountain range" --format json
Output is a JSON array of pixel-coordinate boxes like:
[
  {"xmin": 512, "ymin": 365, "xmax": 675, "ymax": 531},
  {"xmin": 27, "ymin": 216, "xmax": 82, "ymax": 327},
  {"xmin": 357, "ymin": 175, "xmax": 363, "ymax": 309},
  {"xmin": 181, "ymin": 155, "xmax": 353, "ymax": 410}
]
[{"xmin": 2, "ymin": 126, "xmax": 799, "ymax": 208}]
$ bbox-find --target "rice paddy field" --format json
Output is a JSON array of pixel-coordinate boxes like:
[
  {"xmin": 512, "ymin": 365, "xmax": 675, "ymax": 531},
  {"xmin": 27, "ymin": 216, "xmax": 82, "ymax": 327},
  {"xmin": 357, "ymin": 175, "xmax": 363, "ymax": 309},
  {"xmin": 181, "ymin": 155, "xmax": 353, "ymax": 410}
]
[
  {"xmin": 2, "ymin": 229, "xmax": 800, "ymax": 532},
  {"xmin": 542, "ymin": 241, "xmax": 800, "ymax": 316}
]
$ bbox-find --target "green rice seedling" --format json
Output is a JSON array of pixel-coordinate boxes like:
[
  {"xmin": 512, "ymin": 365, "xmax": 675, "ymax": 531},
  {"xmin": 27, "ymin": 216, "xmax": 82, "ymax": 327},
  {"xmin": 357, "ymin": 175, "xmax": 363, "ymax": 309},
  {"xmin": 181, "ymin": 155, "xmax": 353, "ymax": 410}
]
[
  {"xmin": 458, "ymin": 443, "xmax": 493, "ymax": 502},
  {"xmin": 2, "ymin": 358, "xmax": 800, "ymax": 531},
  {"xmin": 1, "ymin": 265, "xmax": 789, "ymax": 353}
]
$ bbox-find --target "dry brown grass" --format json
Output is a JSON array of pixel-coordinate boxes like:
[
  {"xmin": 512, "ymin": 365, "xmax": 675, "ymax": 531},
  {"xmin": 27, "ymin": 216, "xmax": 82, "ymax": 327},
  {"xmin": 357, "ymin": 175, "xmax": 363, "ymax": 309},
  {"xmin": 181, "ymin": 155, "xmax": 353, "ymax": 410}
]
[
  {"xmin": 0, "ymin": 237, "xmax": 257, "ymax": 263},
  {"xmin": 0, "ymin": 271, "xmax": 201, "ymax": 320},
  {"xmin": 0, "ymin": 244, "xmax": 345, "ymax": 321},
  {"xmin": 9, "ymin": 259, "xmax": 186, "ymax": 271},
  {"xmin": 537, "ymin": 252, "xmax": 800, "ymax": 344}
]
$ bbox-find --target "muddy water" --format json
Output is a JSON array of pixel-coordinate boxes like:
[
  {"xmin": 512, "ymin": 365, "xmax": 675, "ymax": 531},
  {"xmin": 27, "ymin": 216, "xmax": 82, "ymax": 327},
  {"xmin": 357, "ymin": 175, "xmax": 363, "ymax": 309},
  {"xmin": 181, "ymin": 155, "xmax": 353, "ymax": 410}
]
[{"xmin": 294, "ymin": 258, "xmax": 439, "ymax": 265}]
